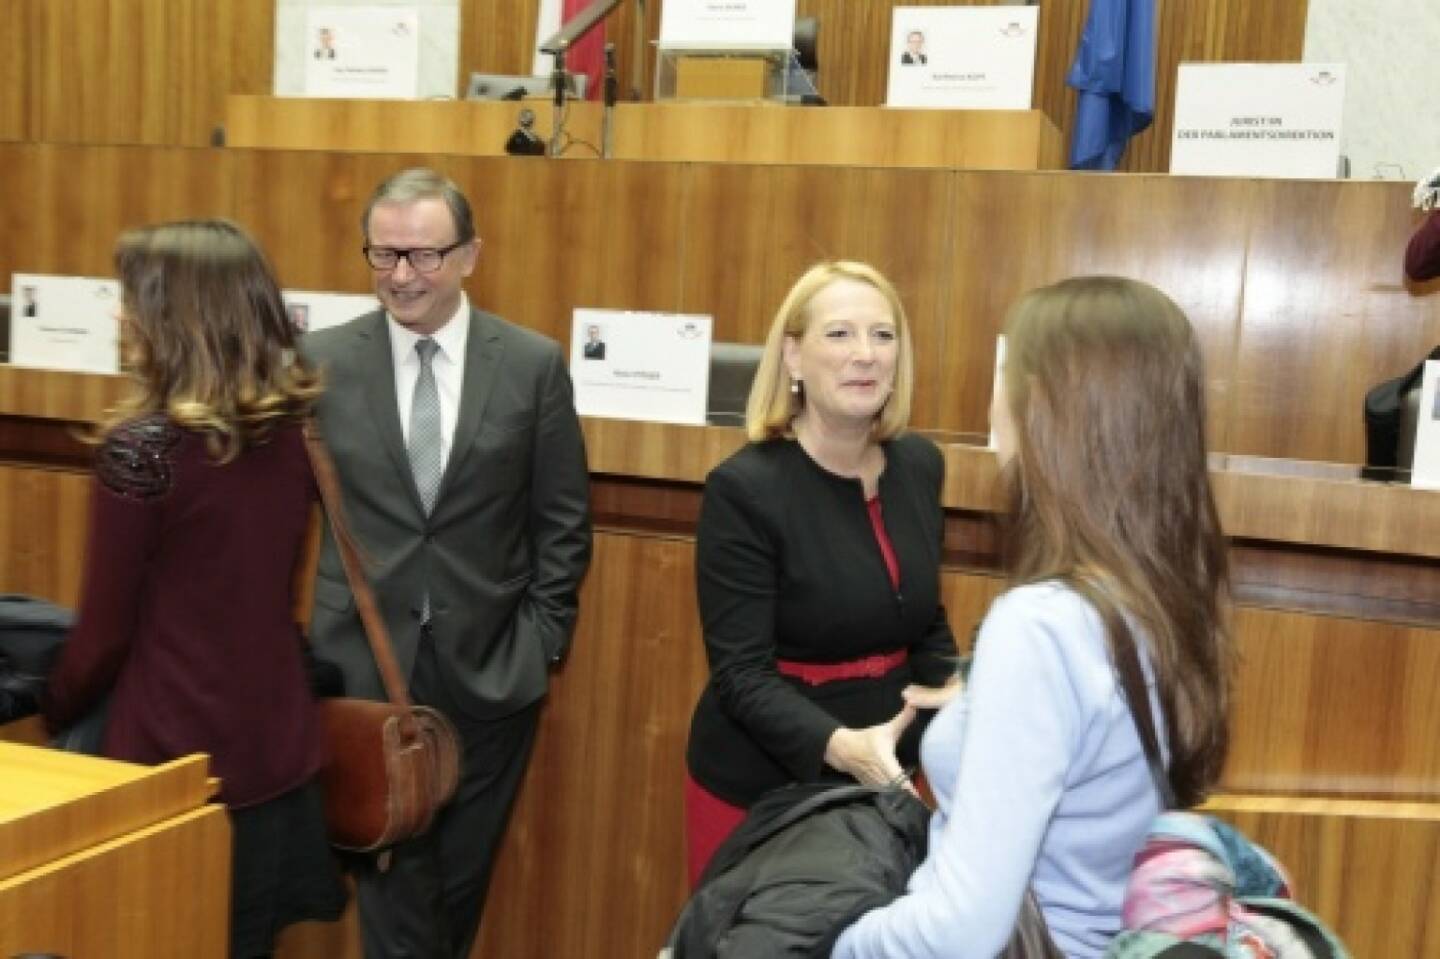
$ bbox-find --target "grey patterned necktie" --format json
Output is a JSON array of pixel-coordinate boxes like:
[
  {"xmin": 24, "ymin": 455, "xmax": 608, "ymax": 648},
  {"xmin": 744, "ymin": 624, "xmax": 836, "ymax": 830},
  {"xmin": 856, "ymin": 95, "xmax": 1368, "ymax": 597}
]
[{"xmin": 408, "ymin": 337, "xmax": 442, "ymax": 514}]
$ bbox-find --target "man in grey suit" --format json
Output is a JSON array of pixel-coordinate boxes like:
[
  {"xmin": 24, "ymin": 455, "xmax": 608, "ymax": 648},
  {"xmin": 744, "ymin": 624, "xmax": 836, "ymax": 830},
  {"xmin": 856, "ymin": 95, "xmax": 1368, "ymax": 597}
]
[{"xmin": 304, "ymin": 167, "xmax": 592, "ymax": 959}]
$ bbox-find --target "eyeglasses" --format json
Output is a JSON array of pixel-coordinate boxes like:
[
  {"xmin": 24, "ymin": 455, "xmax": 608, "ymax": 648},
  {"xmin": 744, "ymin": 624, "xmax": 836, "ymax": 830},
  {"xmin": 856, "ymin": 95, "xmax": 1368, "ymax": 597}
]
[{"xmin": 362, "ymin": 239, "xmax": 469, "ymax": 273}]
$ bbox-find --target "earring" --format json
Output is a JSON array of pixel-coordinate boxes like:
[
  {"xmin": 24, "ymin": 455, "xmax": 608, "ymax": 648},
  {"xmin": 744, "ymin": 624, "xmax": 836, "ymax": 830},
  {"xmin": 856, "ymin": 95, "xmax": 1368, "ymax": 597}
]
[{"xmin": 790, "ymin": 380, "xmax": 801, "ymax": 394}]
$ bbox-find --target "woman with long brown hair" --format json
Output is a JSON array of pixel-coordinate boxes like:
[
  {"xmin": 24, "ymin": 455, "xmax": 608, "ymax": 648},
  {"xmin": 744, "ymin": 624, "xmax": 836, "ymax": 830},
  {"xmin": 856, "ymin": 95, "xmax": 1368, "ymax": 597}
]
[
  {"xmin": 834, "ymin": 276, "xmax": 1233, "ymax": 958},
  {"xmin": 44, "ymin": 220, "xmax": 345, "ymax": 958}
]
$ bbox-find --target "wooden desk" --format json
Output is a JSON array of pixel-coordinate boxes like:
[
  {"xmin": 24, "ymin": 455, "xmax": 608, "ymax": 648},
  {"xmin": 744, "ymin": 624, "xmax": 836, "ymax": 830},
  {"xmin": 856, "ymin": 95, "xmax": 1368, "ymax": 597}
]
[
  {"xmin": 225, "ymin": 95, "xmax": 603, "ymax": 158},
  {"xmin": 2, "ymin": 368, "xmax": 1433, "ymax": 560},
  {"xmin": 224, "ymin": 95, "xmax": 1064, "ymax": 169},
  {"xmin": 0, "ymin": 743, "xmax": 229, "ymax": 958}
]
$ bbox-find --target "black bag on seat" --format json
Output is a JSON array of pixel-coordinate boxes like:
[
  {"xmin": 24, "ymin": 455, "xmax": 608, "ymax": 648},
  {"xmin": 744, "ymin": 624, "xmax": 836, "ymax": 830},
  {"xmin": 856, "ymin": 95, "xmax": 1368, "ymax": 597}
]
[
  {"xmin": 0, "ymin": 594, "xmax": 73, "ymax": 723},
  {"xmin": 663, "ymin": 782, "xmax": 929, "ymax": 959},
  {"xmin": 1363, "ymin": 345, "xmax": 1440, "ymax": 478}
]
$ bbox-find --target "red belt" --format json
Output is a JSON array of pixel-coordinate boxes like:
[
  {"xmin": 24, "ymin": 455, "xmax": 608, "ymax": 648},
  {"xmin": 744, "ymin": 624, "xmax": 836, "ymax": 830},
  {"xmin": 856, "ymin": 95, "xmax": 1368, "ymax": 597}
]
[{"xmin": 776, "ymin": 649, "xmax": 908, "ymax": 686}]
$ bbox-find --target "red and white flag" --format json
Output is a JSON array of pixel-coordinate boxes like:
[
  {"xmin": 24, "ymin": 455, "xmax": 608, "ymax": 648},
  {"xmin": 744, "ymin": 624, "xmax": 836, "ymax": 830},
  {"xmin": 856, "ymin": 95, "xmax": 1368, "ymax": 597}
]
[{"xmin": 532, "ymin": 0, "xmax": 606, "ymax": 101}]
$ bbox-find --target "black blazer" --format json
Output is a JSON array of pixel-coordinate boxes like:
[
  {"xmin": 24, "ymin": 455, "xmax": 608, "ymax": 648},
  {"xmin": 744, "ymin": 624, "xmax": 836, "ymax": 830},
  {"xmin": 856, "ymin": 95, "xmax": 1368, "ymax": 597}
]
[
  {"xmin": 302, "ymin": 308, "xmax": 592, "ymax": 719},
  {"xmin": 686, "ymin": 434, "xmax": 958, "ymax": 806}
]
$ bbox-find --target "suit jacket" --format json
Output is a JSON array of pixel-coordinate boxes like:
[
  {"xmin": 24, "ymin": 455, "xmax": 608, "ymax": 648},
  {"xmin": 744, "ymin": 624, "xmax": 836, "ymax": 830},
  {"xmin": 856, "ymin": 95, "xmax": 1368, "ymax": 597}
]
[
  {"xmin": 302, "ymin": 308, "xmax": 592, "ymax": 719},
  {"xmin": 900, "ymin": 52, "xmax": 926, "ymax": 65}
]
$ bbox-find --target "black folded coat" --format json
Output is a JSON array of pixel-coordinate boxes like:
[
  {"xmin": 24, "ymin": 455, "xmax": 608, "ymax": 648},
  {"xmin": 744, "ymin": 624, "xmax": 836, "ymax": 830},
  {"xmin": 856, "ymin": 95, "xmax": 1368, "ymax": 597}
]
[{"xmin": 665, "ymin": 783, "xmax": 930, "ymax": 958}]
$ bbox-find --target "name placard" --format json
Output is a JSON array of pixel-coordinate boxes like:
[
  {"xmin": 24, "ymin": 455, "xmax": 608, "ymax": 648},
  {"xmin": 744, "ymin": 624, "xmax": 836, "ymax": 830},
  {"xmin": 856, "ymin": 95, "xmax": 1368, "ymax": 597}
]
[
  {"xmin": 988, "ymin": 335, "xmax": 1006, "ymax": 450},
  {"xmin": 303, "ymin": 6, "xmax": 420, "ymax": 99},
  {"xmin": 570, "ymin": 309, "xmax": 712, "ymax": 426},
  {"xmin": 282, "ymin": 290, "xmax": 382, "ymax": 334},
  {"xmin": 659, "ymin": 0, "xmax": 796, "ymax": 50},
  {"xmin": 1170, "ymin": 63, "xmax": 1346, "ymax": 178},
  {"xmin": 886, "ymin": 5, "xmax": 1038, "ymax": 110},
  {"xmin": 10, "ymin": 274, "xmax": 121, "ymax": 374},
  {"xmin": 1412, "ymin": 361, "xmax": 1440, "ymax": 489}
]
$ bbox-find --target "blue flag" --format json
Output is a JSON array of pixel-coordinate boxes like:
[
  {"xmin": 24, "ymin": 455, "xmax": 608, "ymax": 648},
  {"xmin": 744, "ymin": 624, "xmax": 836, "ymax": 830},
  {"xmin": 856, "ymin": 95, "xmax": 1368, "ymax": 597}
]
[{"xmin": 1066, "ymin": 0, "xmax": 1157, "ymax": 170}]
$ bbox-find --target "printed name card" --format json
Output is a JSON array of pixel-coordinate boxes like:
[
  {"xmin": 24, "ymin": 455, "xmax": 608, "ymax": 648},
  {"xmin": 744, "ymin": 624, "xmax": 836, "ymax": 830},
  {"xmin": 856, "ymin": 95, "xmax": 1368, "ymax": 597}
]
[
  {"xmin": 1170, "ymin": 63, "xmax": 1346, "ymax": 178},
  {"xmin": 570, "ymin": 309, "xmax": 712, "ymax": 426},
  {"xmin": 281, "ymin": 290, "xmax": 383, "ymax": 334},
  {"xmin": 659, "ymin": 0, "xmax": 796, "ymax": 50},
  {"xmin": 303, "ymin": 6, "xmax": 421, "ymax": 99},
  {"xmin": 1412, "ymin": 361, "xmax": 1440, "ymax": 489},
  {"xmin": 886, "ymin": 5, "xmax": 1039, "ymax": 110},
  {"xmin": 10, "ymin": 274, "xmax": 121, "ymax": 374}
]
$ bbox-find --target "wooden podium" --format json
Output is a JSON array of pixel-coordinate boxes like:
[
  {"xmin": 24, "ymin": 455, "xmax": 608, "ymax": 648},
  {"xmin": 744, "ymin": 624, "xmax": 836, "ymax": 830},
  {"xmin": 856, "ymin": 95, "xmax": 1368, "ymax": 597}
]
[{"xmin": 0, "ymin": 739, "xmax": 230, "ymax": 958}]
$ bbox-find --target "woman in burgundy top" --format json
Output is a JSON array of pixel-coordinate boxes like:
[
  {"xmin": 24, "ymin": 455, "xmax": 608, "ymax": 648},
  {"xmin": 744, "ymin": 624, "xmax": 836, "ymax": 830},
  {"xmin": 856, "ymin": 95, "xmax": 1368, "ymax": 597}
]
[
  {"xmin": 683, "ymin": 262, "xmax": 960, "ymax": 886},
  {"xmin": 43, "ymin": 220, "xmax": 345, "ymax": 958},
  {"xmin": 1407, "ymin": 167, "xmax": 1440, "ymax": 283}
]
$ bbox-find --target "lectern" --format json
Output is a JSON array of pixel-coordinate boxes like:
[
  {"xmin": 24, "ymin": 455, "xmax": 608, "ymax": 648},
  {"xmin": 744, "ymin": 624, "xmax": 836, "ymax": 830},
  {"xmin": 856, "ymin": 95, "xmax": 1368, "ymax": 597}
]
[{"xmin": 0, "ymin": 741, "xmax": 230, "ymax": 958}]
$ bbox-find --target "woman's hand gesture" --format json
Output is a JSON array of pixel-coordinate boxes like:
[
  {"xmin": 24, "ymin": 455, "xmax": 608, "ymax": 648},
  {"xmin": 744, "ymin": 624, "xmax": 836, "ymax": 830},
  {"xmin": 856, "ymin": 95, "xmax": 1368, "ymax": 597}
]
[{"xmin": 823, "ymin": 705, "xmax": 917, "ymax": 787}]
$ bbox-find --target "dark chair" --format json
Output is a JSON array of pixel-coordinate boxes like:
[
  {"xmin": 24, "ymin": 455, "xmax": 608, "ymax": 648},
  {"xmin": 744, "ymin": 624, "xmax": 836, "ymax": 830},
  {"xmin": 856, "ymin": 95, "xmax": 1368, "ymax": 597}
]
[
  {"xmin": 0, "ymin": 293, "xmax": 10, "ymax": 363},
  {"xmin": 706, "ymin": 343, "xmax": 764, "ymax": 427}
]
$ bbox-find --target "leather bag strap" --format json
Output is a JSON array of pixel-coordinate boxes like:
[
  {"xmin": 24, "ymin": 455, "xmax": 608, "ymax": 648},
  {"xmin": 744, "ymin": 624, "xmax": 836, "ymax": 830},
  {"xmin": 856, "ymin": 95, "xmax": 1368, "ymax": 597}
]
[
  {"xmin": 303, "ymin": 418, "xmax": 412, "ymax": 709},
  {"xmin": 1111, "ymin": 627, "xmax": 1177, "ymax": 810}
]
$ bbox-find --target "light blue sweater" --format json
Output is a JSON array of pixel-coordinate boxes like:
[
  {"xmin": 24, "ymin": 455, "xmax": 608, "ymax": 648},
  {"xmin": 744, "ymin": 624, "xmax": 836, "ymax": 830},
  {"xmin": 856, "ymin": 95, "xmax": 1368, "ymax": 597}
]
[{"xmin": 833, "ymin": 583, "xmax": 1165, "ymax": 959}]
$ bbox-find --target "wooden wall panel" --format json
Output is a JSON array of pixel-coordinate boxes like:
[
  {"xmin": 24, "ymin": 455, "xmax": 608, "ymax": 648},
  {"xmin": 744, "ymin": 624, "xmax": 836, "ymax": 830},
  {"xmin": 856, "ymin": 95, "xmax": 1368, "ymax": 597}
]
[
  {"xmin": 1229, "ymin": 180, "xmax": 1440, "ymax": 463},
  {"xmin": 0, "ymin": 143, "xmax": 1434, "ymax": 467},
  {"xmin": 226, "ymin": 0, "xmax": 278, "ymax": 100},
  {"xmin": 678, "ymin": 163, "xmax": 872, "ymax": 343},
  {"xmin": 0, "ymin": 465, "xmax": 90, "ymax": 607},
  {"xmin": 1206, "ymin": 795, "xmax": 1440, "ymax": 957},
  {"xmin": 460, "ymin": 0, "xmax": 544, "ymax": 82},
  {"xmin": 1224, "ymin": 606, "xmax": 1440, "ymax": 800},
  {"xmin": 0, "ymin": 145, "xmax": 234, "ymax": 281},
  {"xmin": 1, "ymin": 0, "xmax": 270, "ymax": 147},
  {"xmin": 466, "ymin": 158, "xmax": 690, "ymax": 341},
  {"xmin": 0, "ymin": 2, "xmax": 32, "ymax": 141},
  {"xmin": 943, "ymin": 171, "xmax": 1253, "ymax": 442},
  {"xmin": 473, "ymin": 530, "xmax": 708, "ymax": 957}
]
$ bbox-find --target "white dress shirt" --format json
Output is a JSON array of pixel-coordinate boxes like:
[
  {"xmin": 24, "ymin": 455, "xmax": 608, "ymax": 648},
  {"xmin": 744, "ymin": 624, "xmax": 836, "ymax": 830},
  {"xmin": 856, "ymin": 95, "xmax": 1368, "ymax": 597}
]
[{"xmin": 387, "ymin": 294, "xmax": 470, "ymax": 476}]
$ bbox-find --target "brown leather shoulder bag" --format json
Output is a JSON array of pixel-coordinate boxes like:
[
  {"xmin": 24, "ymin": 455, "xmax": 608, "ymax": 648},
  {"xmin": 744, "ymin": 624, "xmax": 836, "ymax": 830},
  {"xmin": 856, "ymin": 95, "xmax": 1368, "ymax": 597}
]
[{"xmin": 303, "ymin": 421, "xmax": 462, "ymax": 853}]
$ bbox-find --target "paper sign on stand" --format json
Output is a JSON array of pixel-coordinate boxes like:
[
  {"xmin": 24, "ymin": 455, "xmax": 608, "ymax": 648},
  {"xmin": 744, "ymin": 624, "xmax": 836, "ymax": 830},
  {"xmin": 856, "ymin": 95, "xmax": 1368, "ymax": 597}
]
[
  {"xmin": 886, "ymin": 6, "xmax": 1038, "ymax": 109},
  {"xmin": 659, "ymin": 0, "xmax": 796, "ymax": 49},
  {"xmin": 988, "ymin": 335, "xmax": 1006, "ymax": 450},
  {"xmin": 281, "ymin": 290, "xmax": 383, "ymax": 334},
  {"xmin": 10, "ymin": 274, "xmax": 121, "ymax": 374},
  {"xmin": 1411, "ymin": 361, "xmax": 1440, "ymax": 489},
  {"xmin": 303, "ymin": 6, "xmax": 420, "ymax": 99},
  {"xmin": 1170, "ymin": 63, "xmax": 1346, "ymax": 178},
  {"xmin": 570, "ymin": 309, "xmax": 712, "ymax": 426}
]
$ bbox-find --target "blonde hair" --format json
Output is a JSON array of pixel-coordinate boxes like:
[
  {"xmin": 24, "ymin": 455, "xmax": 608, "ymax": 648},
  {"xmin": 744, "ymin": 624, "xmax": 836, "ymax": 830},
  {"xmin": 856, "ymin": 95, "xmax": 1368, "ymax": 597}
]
[
  {"xmin": 101, "ymin": 220, "xmax": 322, "ymax": 461},
  {"xmin": 999, "ymin": 275, "xmax": 1232, "ymax": 807},
  {"xmin": 744, "ymin": 261, "xmax": 915, "ymax": 442}
]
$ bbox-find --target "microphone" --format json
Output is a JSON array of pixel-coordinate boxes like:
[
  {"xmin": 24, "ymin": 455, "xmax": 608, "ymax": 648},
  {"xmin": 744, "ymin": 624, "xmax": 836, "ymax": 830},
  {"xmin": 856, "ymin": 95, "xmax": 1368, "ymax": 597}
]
[
  {"xmin": 600, "ymin": 42, "xmax": 619, "ymax": 158},
  {"xmin": 552, "ymin": 45, "xmax": 568, "ymax": 114},
  {"xmin": 504, "ymin": 108, "xmax": 546, "ymax": 156},
  {"xmin": 604, "ymin": 43, "xmax": 617, "ymax": 108}
]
